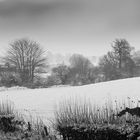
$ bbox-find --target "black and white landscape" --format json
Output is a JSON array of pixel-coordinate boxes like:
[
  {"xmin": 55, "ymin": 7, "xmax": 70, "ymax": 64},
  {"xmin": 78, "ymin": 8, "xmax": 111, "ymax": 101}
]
[{"xmin": 0, "ymin": 0, "xmax": 140, "ymax": 140}]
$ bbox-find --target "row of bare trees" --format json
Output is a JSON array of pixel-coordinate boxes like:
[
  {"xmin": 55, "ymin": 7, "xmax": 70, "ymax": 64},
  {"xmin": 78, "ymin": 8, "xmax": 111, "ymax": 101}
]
[
  {"xmin": 0, "ymin": 38, "xmax": 140, "ymax": 87},
  {"xmin": 51, "ymin": 39, "xmax": 140, "ymax": 85}
]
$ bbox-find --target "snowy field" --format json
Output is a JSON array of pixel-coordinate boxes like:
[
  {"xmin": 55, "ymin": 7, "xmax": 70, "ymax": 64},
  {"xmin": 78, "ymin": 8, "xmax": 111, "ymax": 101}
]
[{"xmin": 0, "ymin": 77, "xmax": 140, "ymax": 123}]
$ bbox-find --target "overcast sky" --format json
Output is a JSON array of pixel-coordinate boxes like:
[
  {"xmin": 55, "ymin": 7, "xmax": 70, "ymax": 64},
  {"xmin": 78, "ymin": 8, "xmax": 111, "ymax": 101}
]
[{"xmin": 0, "ymin": 0, "xmax": 140, "ymax": 57}]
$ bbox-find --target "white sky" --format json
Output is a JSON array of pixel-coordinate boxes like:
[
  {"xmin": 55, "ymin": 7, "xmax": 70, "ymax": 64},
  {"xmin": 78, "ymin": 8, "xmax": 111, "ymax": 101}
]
[{"xmin": 0, "ymin": 0, "xmax": 140, "ymax": 57}]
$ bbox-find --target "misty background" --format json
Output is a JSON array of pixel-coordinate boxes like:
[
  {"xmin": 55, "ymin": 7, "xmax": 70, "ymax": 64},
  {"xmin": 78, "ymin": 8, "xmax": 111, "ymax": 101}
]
[{"xmin": 0, "ymin": 0, "xmax": 140, "ymax": 58}]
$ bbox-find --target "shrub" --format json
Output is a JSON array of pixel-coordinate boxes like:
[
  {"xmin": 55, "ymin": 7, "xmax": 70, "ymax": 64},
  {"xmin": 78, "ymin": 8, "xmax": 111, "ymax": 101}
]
[
  {"xmin": 0, "ymin": 100, "xmax": 24, "ymax": 133},
  {"xmin": 0, "ymin": 100, "xmax": 56, "ymax": 139},
  {"xmin": 56, "ymin": 124, "xmax": 127, "ymax": 140},
  {"xmin": 46, "ymin": 75, "xmax": 61, "ymax": 87},
  {"xmin": 0, "ymin": 73, "xmax": 22, "ymax": 87}
]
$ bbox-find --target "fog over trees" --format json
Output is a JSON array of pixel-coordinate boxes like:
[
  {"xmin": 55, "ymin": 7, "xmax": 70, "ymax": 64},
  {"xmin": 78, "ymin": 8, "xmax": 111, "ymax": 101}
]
[
  {"xmin": 99, "ymin": 39, "xmax": 135, "ymax": 81},
  {"xmin": 0, "ymin": 38, "xmax": 140, "ymax": 88}
]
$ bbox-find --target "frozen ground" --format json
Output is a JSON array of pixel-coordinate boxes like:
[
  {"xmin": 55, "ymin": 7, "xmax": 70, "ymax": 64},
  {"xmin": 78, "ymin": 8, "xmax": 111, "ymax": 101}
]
[{"xmin": 0, "ymin": 77, "xmax": 140, "ymax": 123}]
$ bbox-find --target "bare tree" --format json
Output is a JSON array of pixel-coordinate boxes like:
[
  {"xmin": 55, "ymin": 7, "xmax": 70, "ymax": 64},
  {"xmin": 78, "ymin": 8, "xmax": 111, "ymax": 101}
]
[
  {"xmin": 69, "ymin": 54, "xmax": 93, "ymax": 85},
  {"xmin": 112, "ymin": 39, "xmax": 133, "ymax": 70},
  {"xmin": 112, "ymin": 39, "xmax": 135, "ymax": 77},
  {"xmin": 3, "ymin": 38, "xmax": 47, "ymax": 84},
  {"xmin": 99, "ymin": 52, "xmax": 120, "ymax": 80},
  {"xmin": 99, "ymin": 39, "xmax": 135, "ymax": 80}
]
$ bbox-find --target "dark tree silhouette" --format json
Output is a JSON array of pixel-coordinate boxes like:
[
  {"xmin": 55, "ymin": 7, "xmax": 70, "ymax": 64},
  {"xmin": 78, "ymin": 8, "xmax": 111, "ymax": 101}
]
[
  {"xmin": 3, "ymin": 38, "xmax": 47, "ymax": 84},
  {"xmin": 99, "ymin": 39, "xmax": 135, "ymax": 80},
  {"xmin": 69, "ymin": 54, "xmax": 93, "ymax": 85},
  {"xmin": 112, "ymin": 39, "xmax": 134, "ymax": 71}
]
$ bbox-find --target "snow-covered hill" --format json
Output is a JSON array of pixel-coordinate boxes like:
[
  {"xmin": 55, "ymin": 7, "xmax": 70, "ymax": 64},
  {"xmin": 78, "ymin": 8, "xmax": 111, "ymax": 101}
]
[{"xmin": 0, "ymin": 77, "xmax": 140, "ymax": 122}]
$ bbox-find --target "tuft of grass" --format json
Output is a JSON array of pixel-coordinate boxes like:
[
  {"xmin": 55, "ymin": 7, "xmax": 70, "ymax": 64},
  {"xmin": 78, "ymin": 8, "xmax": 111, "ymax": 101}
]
[
  {"xmin": 54, "ymin": 99, "xmax": 119, "ymax": 131},
  {"xmin": 0, "ymin": 100, "xmax": 15, "ymax": 117}
]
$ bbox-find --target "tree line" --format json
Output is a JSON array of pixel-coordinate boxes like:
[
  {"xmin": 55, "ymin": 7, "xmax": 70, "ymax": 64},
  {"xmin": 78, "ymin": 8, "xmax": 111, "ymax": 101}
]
[{"xmin": 0, "ymin": 38, "xmax": 140, "ymax": 88}]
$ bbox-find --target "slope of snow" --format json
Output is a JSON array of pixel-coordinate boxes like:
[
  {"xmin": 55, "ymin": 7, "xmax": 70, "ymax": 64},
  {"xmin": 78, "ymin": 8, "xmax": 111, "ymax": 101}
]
[{"xmin": 0, "ymin": 77, "xmax": 140, "ymax": 122}]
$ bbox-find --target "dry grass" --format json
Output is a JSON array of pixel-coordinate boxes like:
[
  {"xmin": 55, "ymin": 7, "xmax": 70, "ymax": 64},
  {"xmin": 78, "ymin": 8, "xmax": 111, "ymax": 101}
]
[
  {"xmin": 0, "ymin": 100, "xmax": 15, "ymax": 117},
  {"xmin": 53, "ymin": 97, "xmax": 140, "ymax": 140},
  {"xmin": 54, "ymin": 97, "xmax": 140, "ymax": 130},
  {"xmin": 0, "ymin": 100, "xmax": 57, "ymax": 139}
]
